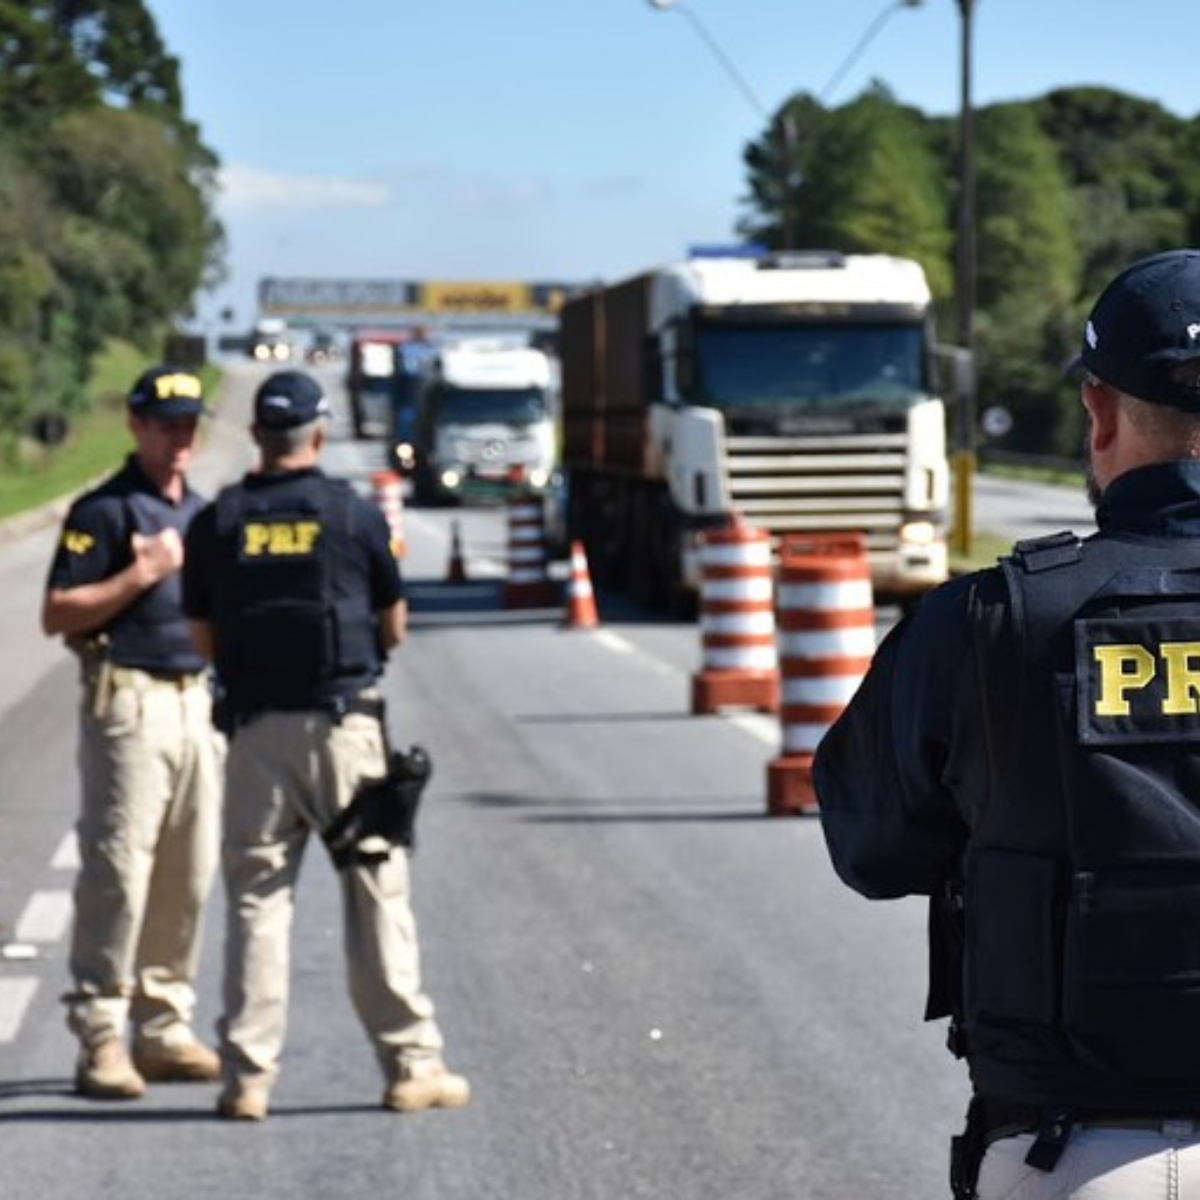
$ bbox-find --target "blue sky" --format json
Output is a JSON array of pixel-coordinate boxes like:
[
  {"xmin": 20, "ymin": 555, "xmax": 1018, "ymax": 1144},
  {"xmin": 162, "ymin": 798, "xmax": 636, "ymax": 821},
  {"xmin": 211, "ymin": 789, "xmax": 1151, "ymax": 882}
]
[{"xmin": 144, "ymin": 0, "xmax": 1200, "ymax": 328}]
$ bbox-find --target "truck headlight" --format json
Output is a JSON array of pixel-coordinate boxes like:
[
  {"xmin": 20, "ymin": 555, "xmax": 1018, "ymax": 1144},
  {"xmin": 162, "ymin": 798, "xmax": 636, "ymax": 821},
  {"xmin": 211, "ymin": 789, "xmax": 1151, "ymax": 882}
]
[
  {"xmin": 440, "ymin": 469, "xmax": 461, "ymax": 490},
  {"xmin": 900, "ymin": 520, "xmax": 937, "ymax": 546}
]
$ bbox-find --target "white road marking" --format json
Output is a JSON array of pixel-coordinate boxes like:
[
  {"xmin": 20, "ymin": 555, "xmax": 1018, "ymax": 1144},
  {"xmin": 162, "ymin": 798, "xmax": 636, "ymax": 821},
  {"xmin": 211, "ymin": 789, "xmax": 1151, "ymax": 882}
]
[
  {"xmin": 15, "ymin": 890, "xmax": 73, "ymax": 944},
  {"xmin": 0, "ymin": 979, "xmax": 40, "ymax": 1043},
  {"xmin": 726, "ymin": 712, "xmax": 783, "ymax": 747},
  {"xmin": 52, "ymin": 830, "xmax": 80, "ymax": 871},
  {"xmin": 594, "ymin": 630, "xmax": 635, "ymax": 654}
]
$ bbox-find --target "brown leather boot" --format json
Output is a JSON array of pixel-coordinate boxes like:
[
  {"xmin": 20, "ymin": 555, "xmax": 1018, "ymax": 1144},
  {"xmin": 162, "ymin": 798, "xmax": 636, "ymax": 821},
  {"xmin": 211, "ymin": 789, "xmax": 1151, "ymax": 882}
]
[
  {"xmin": 382, "ymin": 1062, "xmax": 471, "ymax": 1113},
  {"xmin": 133, "ymin": 1038, "xmax": 221, "ymax": 1082},
  {"xmin": 76, "ymin": 1037, "xmax": 146, "ymax": 1100}
]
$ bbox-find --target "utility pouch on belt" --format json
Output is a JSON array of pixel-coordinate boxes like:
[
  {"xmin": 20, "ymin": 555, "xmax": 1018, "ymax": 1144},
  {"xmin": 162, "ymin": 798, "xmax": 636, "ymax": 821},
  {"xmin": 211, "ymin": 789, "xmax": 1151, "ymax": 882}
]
[
  {"xmin": 322, "ymin": 744, "xmax": 432, "ymax": 870},
  {"xmin": 67, "ymin": 634, "xmax": 113, "ymax": 718}
]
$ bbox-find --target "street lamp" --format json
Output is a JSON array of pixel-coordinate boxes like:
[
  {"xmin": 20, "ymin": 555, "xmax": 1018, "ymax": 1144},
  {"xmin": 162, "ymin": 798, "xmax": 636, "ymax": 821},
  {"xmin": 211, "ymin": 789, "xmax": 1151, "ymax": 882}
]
[
  {"xmin": 645, "ymin": 0, "xmax": 794, "ymax": 245},
  {"xmin": 819, "ymin": 0, "xmax": 926, "ymax": 104}
]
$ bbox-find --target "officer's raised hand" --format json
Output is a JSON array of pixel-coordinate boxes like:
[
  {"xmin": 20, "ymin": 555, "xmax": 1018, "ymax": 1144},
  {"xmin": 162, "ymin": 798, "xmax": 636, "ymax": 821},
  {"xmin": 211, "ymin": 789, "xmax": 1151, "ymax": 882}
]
[{"xmin": 130, "ymin": 526, "xmax": 184, "ymax": 587}]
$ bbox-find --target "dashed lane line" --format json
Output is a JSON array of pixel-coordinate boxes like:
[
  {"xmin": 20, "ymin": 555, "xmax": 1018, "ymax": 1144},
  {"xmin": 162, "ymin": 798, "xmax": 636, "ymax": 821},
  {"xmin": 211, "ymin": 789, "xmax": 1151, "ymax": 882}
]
[
  {"xmin": 51, "ymin": 831, "xmax": 80, "ymax": 871},
  {"xmin": 0, "ymin": 979, "xmax": 39, "ymax": 1043},
  {"xmin": 592, "ymin": 629, "xmax": 781, "ymax": 746},
  {"xmin": 15, "ymin": 890, "xmax": 73, "ymax": 945},
  {"xmin": 1, "ymin": 834, "xmax": 77, "ymax": 1045}
]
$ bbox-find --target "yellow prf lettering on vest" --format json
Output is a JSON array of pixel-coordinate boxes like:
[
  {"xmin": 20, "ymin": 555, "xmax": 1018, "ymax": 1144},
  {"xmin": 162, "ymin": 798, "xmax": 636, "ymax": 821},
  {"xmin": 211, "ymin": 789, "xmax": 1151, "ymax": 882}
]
[
  {"xmin": 1093, "ymin": 641, "xmax": 1200, "ymax": 716},
  {"xmin": 241, "ymin": 520, "xmax": 322, "ymax": 557},
  {"xmin": 1161, "ymin": 642, "xmax": 1200, "ymax": 714}
]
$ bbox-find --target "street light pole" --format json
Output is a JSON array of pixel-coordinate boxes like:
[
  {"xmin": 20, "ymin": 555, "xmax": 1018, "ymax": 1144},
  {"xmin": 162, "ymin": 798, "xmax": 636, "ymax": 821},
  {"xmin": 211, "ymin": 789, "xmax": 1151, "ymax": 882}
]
[
  {"xmin": 819, "ymin": 0, "xmax": 926, "ymax": 104},
  {"xmin": 646, "ymin": 0, "xmax": 797, "ymax": 247},
  {"xmin": 951, "ymin": 0, "xmax": 977, "ymax": 558},
  {"xmin": 646, "ymin": 0, "xmax": 768, "ymax": 121},
  {"xmin": 646, "ymin": 0, "xmax": 927, "ymax": 252}
]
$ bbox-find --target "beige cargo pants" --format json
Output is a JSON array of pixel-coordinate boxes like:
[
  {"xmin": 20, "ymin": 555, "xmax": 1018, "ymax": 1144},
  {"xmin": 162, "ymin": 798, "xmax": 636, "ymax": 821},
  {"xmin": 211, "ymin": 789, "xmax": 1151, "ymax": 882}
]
[
  {"xmin": 67, "ymin": 669, "xmax": 222, "ymax": 1051},
  {"xmin": 219, "ymin": 708, "xmax": 444, "ymax": 1091}
]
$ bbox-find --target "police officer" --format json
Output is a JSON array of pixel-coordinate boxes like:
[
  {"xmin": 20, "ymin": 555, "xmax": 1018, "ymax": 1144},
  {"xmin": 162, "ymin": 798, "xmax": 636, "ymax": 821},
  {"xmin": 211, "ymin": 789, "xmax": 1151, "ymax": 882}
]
[
  {"xmin": 182, "ymin": 369, "xmax": 469, "ymax": 1121},
  {"xmin": 814, "ymin": 248, "xmax": 1200, "ymax": 1198},
  {"xmin": 41, "ymin": 365, "xmax": 222, "ymax": 1100}
]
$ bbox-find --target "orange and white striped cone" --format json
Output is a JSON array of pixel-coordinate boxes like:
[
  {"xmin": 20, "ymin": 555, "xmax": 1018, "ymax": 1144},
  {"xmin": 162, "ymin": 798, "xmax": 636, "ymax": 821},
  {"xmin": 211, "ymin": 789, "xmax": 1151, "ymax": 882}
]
[
  {"xmin": 371, "ymin": 470, "xmax": 406, "ymax": 558},
  {"xmin": 691, "ymin": 519, "xmax": 780, "ymax": 715},
  {"xmin": 562, "ymin": 540, "xmax": 599, "ymax": 630},
  {"xmin": 446, "ymin": 519, "xmax": 468, "ymax": 583},
  {"xmin": 767, "ymin": 532, "xmax": 876, "ymax": 816}
]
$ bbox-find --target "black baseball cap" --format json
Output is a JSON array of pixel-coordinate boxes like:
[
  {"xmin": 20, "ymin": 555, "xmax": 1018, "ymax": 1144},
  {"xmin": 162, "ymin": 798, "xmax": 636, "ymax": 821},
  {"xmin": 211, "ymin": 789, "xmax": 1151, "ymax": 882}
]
[
  {"xmin": 253, "ymin": 370, "xmax": 331, "ymax": 429},
  {"xmin": 1076, "ymin": 249, "xmax": 1200, "ymax": 411},
  {"xmin": 128, "ymin": 366, "xmax": 205, "ymax": 418}
]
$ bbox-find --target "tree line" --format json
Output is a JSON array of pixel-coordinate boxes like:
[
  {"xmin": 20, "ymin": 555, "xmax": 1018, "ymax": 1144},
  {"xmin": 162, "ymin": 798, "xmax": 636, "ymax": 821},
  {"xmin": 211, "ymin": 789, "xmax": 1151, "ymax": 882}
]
[
  {"xmin": 0, "ymin": 1, "xmax": 222, "ymax": 449},
  {"xmin": 737, "ymin": 83, "xmax": 1200, "ymax": 458}
]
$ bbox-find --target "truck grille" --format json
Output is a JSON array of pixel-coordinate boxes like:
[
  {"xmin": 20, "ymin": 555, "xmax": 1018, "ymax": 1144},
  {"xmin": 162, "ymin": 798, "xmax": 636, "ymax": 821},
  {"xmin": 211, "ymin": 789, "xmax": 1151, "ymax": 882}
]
[{"xmin": 725, "ymin": 433, "xmax": 908, "ymax": 553}]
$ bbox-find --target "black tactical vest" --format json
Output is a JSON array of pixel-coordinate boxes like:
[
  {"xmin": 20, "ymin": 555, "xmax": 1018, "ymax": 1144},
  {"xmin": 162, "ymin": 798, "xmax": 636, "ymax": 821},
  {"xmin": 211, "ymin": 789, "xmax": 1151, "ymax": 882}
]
[
  {"xmin": 212, "ymin": 477, "xmax": 381, "ymax": 715},
  {"xmin": 964, "ymin": 530, "xmax": 1200, "ymax": 1109}
]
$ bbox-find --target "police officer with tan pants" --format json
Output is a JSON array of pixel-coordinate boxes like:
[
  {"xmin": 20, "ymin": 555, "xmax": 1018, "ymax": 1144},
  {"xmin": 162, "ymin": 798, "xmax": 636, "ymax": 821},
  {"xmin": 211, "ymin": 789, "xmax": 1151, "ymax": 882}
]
[
  {"xmin": 182, "ymin": 369, "xmax": 468, "ymax": 1122},
  {"xmin": 42, "ymin": 366, "xmax": 222, "ymax": 1100}
]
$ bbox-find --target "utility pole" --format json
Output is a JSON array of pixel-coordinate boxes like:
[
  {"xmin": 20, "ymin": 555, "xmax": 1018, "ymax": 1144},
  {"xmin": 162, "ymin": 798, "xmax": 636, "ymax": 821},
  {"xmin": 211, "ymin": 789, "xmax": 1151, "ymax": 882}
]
[{"xmin": 951, "ymin": 0, "xmax": 977, "ymax": 558}]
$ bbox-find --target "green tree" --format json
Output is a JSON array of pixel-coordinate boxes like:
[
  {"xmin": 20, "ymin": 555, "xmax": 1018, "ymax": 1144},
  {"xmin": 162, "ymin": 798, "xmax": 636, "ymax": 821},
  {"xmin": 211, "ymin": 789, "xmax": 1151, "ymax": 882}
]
[
  {"xmin": 972, "ymin": 103, "xmax": 1080, "ymax": 454},
  {"xmin": 740, "ymin": 85, "xmax": 952, "ymax": 300},
  {"xmin": 0, "ymin": 1, "xmax": 224, "ymax": 438},
  {"xmin": 1035, "ymin": 87, "xmax": 1191, "ymax": 298}
]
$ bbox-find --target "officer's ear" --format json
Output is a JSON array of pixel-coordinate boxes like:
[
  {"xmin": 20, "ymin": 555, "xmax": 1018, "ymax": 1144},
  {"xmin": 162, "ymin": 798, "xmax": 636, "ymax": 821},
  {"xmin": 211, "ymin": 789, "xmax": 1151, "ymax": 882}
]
[{"xmin": 1081, "ymin": 376, "xmax": 1119, "ymax": 455}]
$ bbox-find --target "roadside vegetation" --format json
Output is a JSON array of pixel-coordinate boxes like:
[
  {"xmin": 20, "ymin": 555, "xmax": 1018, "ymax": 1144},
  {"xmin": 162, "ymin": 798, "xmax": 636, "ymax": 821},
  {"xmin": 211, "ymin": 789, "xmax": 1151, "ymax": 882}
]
[
  {"xmin": 0, "ymin": 2, "xmax": 222, "ymax": 461},
  {"xmin": 0, "ymin": 342, "xmax": 220, "ymax": 522}
]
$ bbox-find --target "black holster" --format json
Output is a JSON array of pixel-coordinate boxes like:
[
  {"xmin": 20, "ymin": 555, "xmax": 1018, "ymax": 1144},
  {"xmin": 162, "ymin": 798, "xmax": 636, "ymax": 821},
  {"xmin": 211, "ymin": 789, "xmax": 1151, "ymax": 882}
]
[
  {"xmin": 322, "ymin": 744, "xmax": 432, "ymax": 870},
  {"xmin": 950, "ymin": 1096, "xmax": 988, "ymax": 1200}
]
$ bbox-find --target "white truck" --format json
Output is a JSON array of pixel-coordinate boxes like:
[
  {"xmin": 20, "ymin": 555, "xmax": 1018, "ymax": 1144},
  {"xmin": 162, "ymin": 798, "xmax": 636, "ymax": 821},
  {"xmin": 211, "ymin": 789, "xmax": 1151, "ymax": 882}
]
[
  {"xmin": 411, "ymin": 340, "xmax": 557, "ymax": 505},
  {"xmin": 559, "ymin": 250, "xmax": 951, "ymax": 613}
]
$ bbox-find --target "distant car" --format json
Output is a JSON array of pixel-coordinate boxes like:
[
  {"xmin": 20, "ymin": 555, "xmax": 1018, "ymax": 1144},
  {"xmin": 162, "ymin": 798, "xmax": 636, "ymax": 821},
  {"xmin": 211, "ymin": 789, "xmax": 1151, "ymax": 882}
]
[
  {"xmin": 250, "ymin": 336, "xmax": 291, "ymax": 362},
  {"xmin": 248, "ymin": 318, "xmax": 292, "ymax": 362},
  {"xmin": 305, "ymin": 332, "xmax": 339, "ymax": 365}
]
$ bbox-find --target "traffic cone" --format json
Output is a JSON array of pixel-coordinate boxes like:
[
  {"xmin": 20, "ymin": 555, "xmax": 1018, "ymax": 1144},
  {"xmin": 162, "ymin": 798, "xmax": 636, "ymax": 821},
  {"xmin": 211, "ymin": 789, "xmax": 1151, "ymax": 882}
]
[
  {"xmin": 371, "ymin": 470, "xmax": 406, "ymax": 558},
  {"xmin": 446, "ymin": 519, "xmax": 467, "ymax": 583},
  {"xmin": 562, "ymin": 540, "xmax": 599, "ymax": 630}
]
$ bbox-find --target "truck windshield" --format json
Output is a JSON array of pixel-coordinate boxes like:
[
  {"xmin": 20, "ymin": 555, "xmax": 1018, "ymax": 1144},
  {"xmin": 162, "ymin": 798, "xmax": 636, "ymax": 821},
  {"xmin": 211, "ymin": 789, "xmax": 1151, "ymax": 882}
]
[
  {"xmin": 435, "ymin": 386, "xmax": 548, "ymax": 425},
  {"xmin": 691, "ymin": 322, "xmax": 927, "ymax": 412}
]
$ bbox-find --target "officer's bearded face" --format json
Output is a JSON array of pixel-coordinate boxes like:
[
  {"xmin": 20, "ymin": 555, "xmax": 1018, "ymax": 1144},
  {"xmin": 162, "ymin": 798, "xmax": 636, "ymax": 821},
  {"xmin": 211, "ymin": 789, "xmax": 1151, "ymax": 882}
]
[
  {"xmin": 1080, "ymin": 405, "xmax": 1103, "ymax": 510},
  {"xmin": 1084, "ymin": 439, "xmax": 1103, "ymax": 510},
  {"xmin": 131, "ymin": 413, "xmax": 199, "ymax": 482}
]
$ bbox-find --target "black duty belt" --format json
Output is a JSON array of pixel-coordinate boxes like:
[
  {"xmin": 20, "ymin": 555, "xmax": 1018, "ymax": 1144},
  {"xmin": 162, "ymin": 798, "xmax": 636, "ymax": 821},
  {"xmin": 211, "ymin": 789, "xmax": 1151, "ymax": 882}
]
[{"xmin": 977, "ymin": 1096, "xmax": 1200, "ymax": 1151}]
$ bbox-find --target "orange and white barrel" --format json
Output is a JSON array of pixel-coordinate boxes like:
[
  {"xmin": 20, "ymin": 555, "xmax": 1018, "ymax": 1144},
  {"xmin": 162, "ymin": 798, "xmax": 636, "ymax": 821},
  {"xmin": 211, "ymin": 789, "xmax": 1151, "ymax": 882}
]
[
  {"xmin": 768, "ymin": 533, "xmax": 875, "ymax": 815},
  {"xmin": 371, "ymin": 469, "xmax": 406, "ymax": 558},
  {"xmin": 691, "ymin": 519, "xmax": 780, "ymax": 714},
  {"xmin": 504, "ymin": 492, "xmax": 558, "ymax": 608}
]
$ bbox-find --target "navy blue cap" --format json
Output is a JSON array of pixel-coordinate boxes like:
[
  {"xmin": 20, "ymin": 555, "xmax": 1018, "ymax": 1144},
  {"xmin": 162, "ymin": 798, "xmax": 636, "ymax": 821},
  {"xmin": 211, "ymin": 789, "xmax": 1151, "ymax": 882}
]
[
  {"xmin": 1077, "ymin": 249, "xmax": 1200, "ymax": 411},
  {"xmin": 253, "ymin": 370, "xmax": 331, "ymax": 429},
  {"xmin": 128, "ymin": 366, "xmax": 204, "ymax": 418}
]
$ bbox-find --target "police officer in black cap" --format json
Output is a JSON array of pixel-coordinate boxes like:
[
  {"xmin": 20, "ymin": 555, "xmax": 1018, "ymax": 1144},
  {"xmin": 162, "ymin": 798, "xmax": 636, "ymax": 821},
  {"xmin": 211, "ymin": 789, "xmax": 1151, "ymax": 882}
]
[
  {"xmin": 182, "ymin": 368, "xmax": 468, "ymax": 1121},
  {"xmin": 42, "ymin": 365, "xmax": 222, "ymax": 1100},
  {"xmin": 814, "ymin": 249, "xmax": 1200, "ymax": 1198}
]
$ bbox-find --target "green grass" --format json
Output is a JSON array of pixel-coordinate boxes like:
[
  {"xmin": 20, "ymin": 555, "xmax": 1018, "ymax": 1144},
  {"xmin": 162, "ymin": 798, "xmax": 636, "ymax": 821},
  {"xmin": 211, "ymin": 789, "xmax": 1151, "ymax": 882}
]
[
  {"xmin": 950, "ymin": 531, "xmax": 1014, "ymax": 574},
  {"xmin": 0, "ymin": 343, "xmax": 220, "ymax": 522}
]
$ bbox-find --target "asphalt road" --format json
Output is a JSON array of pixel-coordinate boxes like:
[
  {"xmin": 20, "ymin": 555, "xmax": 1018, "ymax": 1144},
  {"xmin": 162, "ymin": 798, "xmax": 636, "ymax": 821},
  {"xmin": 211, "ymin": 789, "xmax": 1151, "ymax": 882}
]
[{"xmin": 0, "ymin": 366, "xmax": 1087, "ymax": 1199}]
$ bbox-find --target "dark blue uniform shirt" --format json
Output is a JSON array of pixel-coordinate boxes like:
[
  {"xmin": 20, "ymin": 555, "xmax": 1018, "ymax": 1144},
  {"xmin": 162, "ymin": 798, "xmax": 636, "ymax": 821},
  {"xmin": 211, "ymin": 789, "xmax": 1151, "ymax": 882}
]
[{"xmin": 45, "ymin": 454, "xmax": 207, "ymax": 673}]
